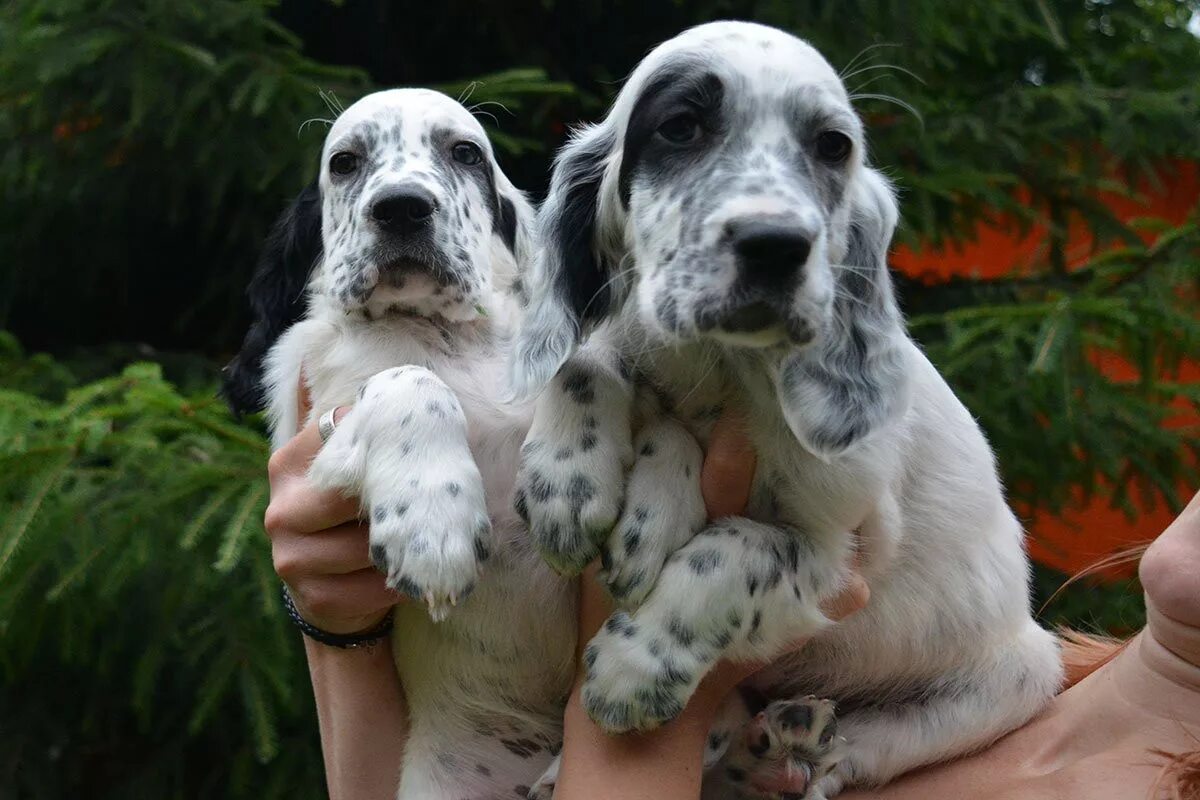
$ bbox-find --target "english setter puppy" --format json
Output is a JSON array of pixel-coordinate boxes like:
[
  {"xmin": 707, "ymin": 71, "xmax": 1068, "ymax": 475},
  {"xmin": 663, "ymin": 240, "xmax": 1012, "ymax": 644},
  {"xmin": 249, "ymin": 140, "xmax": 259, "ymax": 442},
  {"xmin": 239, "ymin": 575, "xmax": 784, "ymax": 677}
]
[
  {"xmin": 228, "ymin": 89, "xmax": 577, "ymax": 800},
  {"xmin": 511, "ymin": 21, "xmax": 1063, "ymax": 799}
]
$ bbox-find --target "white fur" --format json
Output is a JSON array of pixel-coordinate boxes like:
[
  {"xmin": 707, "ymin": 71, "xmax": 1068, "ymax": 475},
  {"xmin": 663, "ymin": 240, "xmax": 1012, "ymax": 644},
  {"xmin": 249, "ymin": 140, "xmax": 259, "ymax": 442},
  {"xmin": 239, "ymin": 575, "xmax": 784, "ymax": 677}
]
[
  {"xmin": 264, "ymin": 89, "xmax": 574, "ymax": 800},
  {"xmin": 512, "ymin": 22, "xmax": 1062, "ymax": 799}
]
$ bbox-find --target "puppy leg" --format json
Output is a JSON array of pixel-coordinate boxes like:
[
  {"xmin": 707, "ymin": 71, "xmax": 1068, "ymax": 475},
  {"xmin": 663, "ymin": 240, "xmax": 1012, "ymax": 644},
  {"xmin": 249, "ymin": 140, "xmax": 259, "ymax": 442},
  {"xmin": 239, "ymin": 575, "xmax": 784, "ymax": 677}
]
[
  {"xmin": 515, "ymin": 342, "xmax": 634, "ymax": 574},
  {"xmin": 309, "ymin": 365, "xmax": 490, "ymax": 621},
  {"xmin": 600, "ymin": 417, "xmax": 707, "ymax": 605},
  {"xmin": 581, "ymin": 518, "xmax": 847, "ymax": 733},
  {"xmin": 812, "ymin": 621, "xmax": 1061, "ymax": 797}
]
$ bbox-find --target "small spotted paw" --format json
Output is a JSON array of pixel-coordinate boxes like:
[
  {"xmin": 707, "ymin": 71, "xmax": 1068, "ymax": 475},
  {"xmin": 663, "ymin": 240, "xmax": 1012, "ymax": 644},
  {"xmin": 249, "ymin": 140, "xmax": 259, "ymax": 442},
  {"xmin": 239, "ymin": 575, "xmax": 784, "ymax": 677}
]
[
  {"xmin": 726, "ymin": 696, "xmax": 844, "ymax": 800},
  {"xmin": 515, "ymin": 425, "xmax": 629, "ymax": 576},
  {"xmin": 366, "ymin": 478, "xmax": 490, "ymax": 622},
  {"xmin": 580, "ymin": 611, "xmax": 702, "ymax": 733},
  {"xmin": 308, "ymin": 365, "xmax": 491, "ymax": 622}
]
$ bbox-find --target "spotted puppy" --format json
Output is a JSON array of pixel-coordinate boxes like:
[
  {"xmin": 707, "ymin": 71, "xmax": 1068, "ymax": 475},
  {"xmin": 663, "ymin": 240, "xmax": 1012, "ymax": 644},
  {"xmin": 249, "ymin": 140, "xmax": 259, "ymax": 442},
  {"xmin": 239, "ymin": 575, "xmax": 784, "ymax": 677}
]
[
  {"xmin": 234, "ymin": 89, "xmax": 575, "ymax": 800},
  {"xmin": 511, "ymin": 22, "xmax": 1062, "ymax": 800}
]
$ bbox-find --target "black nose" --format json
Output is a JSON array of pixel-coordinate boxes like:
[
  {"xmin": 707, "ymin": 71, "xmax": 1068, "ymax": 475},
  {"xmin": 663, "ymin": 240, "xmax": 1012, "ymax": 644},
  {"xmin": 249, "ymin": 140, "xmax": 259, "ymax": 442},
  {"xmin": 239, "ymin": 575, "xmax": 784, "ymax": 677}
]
[
  {"xmin": 371, "ymin": 186, "xmax": 437, "ymax": 234},
  {"xmin": 728, "ymin": 219, "xmax": 812, "ymax": 289}
]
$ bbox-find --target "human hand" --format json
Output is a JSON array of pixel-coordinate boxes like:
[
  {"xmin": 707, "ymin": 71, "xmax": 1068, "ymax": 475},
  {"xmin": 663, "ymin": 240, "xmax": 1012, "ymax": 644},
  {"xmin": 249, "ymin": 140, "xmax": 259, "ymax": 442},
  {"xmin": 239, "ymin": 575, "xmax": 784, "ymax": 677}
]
[{"xmin": 263, "ymin": 380, "xmax": 399, "ymax": 635}]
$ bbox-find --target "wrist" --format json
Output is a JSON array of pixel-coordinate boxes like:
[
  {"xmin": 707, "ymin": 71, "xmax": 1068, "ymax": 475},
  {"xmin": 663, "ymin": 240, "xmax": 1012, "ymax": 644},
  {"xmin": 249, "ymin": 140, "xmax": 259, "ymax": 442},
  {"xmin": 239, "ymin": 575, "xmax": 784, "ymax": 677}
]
[{"xmin": 282, "ymin": 583, "xmax": 395, "ymax": 647}]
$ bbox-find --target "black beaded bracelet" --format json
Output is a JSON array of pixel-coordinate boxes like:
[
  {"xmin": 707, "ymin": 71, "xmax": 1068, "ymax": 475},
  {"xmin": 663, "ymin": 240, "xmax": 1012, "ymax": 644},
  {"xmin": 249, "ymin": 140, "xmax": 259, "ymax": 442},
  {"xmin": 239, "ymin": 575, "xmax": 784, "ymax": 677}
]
[{"xmin": 280, "ymin": 583, "xmax": 395, "ymax": 649}]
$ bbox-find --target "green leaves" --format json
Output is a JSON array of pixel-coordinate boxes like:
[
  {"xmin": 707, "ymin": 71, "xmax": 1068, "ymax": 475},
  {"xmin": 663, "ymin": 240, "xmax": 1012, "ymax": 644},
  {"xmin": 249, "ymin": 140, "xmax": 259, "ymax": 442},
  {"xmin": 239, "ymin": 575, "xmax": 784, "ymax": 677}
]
[
  {"xmin": 0, "ymin": 344, "xmax": 316, "ymax": 799},
  {"xmin": 907, "ymin": 206, "xmax": 1200, "ymax": 517}
]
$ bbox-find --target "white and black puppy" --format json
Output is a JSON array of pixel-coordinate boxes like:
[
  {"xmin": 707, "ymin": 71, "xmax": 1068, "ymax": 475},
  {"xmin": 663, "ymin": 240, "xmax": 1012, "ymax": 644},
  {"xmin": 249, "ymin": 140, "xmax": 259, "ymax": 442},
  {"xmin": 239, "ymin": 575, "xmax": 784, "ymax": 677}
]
[
  {"xmin": 238, "ymin": 89, "xmax": 576, "ymax": 800},
  {"xmin": 511, "ymin": 22, "xmax": 1062, "ymax": 800}
]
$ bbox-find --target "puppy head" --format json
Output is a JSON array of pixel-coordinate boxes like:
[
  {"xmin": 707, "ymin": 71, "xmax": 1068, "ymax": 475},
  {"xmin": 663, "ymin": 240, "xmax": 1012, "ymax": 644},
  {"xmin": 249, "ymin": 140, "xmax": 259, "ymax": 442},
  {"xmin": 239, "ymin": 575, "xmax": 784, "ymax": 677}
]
[
  {"xmin": 221, "ymin": 89, "xmax": 532, "ymax": 415},
  {"xmin": 317, "ymin": 88, "xmax": 530, "ymax": 321},
  {"xmin": 513, "ymin": 21, "xmax": 908, "ymax": 454}
]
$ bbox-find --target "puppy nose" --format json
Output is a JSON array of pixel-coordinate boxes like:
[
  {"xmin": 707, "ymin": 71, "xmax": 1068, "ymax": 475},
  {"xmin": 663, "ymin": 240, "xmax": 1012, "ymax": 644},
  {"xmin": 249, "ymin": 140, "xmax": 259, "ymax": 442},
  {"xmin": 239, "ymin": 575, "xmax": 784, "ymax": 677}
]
[
  {"xmin": 728, "ymin": 219, "xmax": 812, "ymax": 289},
  {"xmin": 371, "ymin": 186, "xmax": 437, "ymax": 234}
]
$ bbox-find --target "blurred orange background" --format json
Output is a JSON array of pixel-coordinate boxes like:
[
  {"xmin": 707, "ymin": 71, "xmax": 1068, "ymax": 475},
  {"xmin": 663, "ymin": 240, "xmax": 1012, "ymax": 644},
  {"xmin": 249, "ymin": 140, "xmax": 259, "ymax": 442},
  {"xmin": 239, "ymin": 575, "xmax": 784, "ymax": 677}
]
[{"xmin": 892, "ymin": 162, "xmax": 1199, "ymax": 576}]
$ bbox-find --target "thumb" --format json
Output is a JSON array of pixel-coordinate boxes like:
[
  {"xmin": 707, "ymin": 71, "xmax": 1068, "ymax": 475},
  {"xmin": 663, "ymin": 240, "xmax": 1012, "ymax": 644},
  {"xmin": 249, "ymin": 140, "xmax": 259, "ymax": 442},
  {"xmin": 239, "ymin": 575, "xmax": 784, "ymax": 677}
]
[{"xmin": 702, "ymin": 410, "xmax": 756, "ymax": 519}]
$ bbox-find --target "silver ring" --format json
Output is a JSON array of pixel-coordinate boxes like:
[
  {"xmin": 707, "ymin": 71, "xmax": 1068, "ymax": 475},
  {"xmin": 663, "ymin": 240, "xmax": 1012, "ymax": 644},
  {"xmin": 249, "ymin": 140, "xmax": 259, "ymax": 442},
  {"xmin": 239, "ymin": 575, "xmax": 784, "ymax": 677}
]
[{"xmin": 317, "ymin": 408, "xmax": 338, "ymax": 443}]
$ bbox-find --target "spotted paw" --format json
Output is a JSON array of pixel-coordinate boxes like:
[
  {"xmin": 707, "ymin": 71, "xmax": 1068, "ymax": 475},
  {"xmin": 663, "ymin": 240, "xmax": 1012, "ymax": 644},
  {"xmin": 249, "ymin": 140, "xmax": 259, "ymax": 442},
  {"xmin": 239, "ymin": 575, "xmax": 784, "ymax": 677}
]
[
  {"xmin": 726, "ymin": 696, "xmax": 844, "ymax": 800},
  {"xmin": 515, "ymin": 425, "xmax": 629, "ymax": 576},
  {"xmin": 307, "ymin": 365, "xmax": 491, "ymax": 622},
  {"xmin": 579, "ymin": 611, "xmax": 703, "ymax": 733},
  {"xmin": 600, "ymin": 420, "xmax": 705, "ymax": 605},
  {"xmin": 366, "ymin": 478, "xmax": 490, "ymax": 621}
]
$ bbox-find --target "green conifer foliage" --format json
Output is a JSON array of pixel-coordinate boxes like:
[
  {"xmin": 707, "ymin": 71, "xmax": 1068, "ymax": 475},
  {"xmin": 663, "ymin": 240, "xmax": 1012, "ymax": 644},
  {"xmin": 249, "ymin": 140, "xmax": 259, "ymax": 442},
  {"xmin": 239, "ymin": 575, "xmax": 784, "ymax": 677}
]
[{"xmin": 0, "ymin": 1, "xmax": 1197, "ymax": 797}]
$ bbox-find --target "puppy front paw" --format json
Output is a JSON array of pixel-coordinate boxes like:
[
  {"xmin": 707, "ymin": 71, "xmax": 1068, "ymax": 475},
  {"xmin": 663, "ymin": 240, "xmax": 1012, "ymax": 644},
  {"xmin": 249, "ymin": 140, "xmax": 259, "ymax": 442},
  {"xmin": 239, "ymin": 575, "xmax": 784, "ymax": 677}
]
[
  {"xmin": 367, "ymin": 478, "xmax": 490, "ymax": 622},
  {"xmin": 515, "ymin": 429, "xmax": 628, "ymax": 575},
  {"xmin": 309, "ymin": 366, "xmax": 492, "ymax": 621},
  {"xmin": 580, "ymin": 611, "xmax": 702, "ymax": 733},
  {"xmin": 515, "ymin": 361, "xmax": 633, "ymax": 575}
]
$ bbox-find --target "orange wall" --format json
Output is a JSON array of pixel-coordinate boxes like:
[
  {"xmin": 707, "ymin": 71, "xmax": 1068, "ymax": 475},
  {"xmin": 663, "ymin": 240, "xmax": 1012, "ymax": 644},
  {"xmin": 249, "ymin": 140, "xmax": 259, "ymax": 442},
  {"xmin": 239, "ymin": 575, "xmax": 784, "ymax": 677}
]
[{"xmin": 890, "ymin": 162, "xmax": 1199, "ymax": 576}]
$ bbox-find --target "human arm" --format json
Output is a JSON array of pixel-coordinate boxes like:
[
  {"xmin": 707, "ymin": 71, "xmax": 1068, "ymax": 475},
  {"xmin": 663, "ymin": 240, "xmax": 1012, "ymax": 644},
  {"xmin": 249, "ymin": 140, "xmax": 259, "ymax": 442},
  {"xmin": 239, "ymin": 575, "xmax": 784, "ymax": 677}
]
[{"xmin": 264, "ymin": 402, "xmax": 407, "ymax": 800}]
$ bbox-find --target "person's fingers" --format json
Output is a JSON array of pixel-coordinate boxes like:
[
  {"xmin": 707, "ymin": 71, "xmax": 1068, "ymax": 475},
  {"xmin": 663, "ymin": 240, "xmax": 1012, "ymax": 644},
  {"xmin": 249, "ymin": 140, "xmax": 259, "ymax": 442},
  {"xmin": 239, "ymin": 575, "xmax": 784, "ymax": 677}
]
[
  {"xmin": 271, "ymin": 521, "xmax": 374, "ymax": 578},
  {"xmin": 576, "ymin": 563, "xmax": 614, "ymax": 663},
  {"xmin": 270, "ymin": 406, "xmax": 354, "ymax": 477},
  {"xmin": 820, "ymin": 572, "xmax": 871, "ymax": 621},
  {"xmin": 266, "ymin": 406, "xmax": 359, "ymax": 533},
  {"xmin": 702, "ymin": 410, "xmax": 757, "ymax": 519},
  {"xmin": 266, "ymin": 478, "xmax": 361, "ymax": 535}
]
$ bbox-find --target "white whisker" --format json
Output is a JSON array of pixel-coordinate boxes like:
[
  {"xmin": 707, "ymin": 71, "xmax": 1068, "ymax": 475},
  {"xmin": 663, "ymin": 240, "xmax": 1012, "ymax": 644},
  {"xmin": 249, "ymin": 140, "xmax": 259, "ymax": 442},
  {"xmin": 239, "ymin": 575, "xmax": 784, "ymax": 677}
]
[
  {"xmin": 848, "ymin": 92, "xmax": 924, "ymax": 127},
  {"xmin": 298, "ymin": 117, "xmax": 335, "ymax": 136},
  {"xmin": 839, "ymin": 42, "xmax": 901, "ymax": 77}
]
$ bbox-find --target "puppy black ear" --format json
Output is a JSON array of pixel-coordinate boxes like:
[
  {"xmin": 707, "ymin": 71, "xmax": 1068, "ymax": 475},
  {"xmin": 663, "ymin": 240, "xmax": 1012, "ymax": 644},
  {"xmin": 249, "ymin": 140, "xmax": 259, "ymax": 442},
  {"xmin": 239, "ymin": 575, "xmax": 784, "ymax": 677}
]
[
  {"xmin": 509, "ymin": 124, "xmax": 621, "ymax": 398},
  {"xmin": 221, "ymin": 181, "xmax": 322, "ymax": 416},
  {"xmin": 777, "ymin": 167, "xmax": 912, "ymax": 458}
]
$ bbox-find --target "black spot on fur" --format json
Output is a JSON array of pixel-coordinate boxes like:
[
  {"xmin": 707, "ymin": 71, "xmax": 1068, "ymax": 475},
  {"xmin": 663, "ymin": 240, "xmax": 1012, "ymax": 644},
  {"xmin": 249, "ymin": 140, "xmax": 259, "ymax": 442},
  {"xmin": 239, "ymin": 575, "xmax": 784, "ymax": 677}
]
[
  {"xmin": 622, "ymin": 528, "xmax": 642, "ymax": 554},
  {"xmin": 561, "ymin": 367, "xmax": 595, "ymax": 404},
  {"xmin": 668, "ymin": 616, "xmax": 696, "ymax": 647},
  {"xmin": 687, "ymin": 549, "xmax": 723, "ymax": 574},
  {"xmin": 500, "ymin": 738, "xmax": 542, "ymax": 758}
]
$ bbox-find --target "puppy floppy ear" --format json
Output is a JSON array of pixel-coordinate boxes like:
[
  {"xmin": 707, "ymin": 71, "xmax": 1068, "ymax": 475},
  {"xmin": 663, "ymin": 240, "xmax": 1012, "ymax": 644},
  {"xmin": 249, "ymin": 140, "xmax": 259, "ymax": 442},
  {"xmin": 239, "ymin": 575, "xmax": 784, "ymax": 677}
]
[
  {"xmin": 509, "ymin": 123, "xmax": 623, "ymax": 398},
  {"xmin": 490, "ymin": 163, "xmax": 537, "ymax": 295},
  {"xmin": 776, "ymin": 167, "xmax": 912, "ymax": 458},
  {"xmin": 221, "ymin": 181, "xmax": 322, "ymax": 416}
]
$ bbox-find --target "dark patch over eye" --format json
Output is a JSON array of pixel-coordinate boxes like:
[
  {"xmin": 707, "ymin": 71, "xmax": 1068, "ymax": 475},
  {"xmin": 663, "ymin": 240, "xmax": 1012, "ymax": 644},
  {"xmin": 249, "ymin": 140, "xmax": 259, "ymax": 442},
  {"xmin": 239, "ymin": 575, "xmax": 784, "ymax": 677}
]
[
  {"xmin": 656, "ymin": 112, "xmax": 702, "ymax": 144},
  {"xmin": 814, "ymin": 131, "xmax": 852, "ymax": 164},
  {"xmin": 619, "ymin": 59, "xmax": 724, "ymax": 205},
  {"xmin": 452, "ymin": 141, "xmax": 483, "ymax": 165},
  {"xmin": 329, "ymin": 152, "xmax": 359, "ymax": 176}
]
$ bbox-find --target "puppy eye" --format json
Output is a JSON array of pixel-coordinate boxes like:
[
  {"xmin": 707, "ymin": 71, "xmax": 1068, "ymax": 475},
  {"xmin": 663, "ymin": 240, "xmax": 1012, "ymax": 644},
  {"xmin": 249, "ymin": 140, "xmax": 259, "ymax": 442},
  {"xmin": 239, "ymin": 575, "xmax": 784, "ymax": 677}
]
[
  {"xmin": 814, "ymin": 131, "xmax": 852, "ymax": 164},
  {"xmin": 452, "ymin": 141, "xmax": 483, "ymax": 165},
  {"xmin": 657, "ymin": 113, "xmax": 702, "ymax": 145},
  {"xmin": 329, "ymin": 152, "xmax": 359, "ymax": 176}
]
